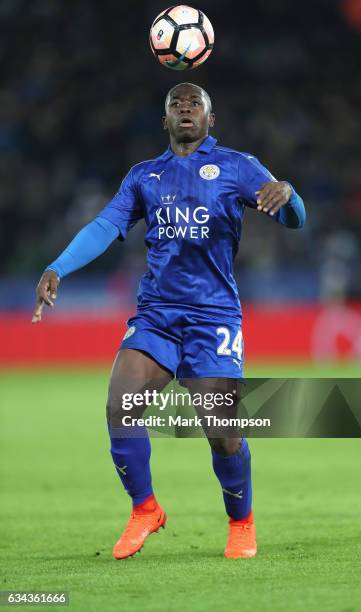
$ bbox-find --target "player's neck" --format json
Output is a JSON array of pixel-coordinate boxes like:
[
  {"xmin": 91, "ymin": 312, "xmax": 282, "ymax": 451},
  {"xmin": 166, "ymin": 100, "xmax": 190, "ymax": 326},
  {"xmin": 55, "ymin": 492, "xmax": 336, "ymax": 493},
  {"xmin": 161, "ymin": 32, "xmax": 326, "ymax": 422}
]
[{"xmin": 169, "ymin": 135, "xmax": 207, "ymax": 158}]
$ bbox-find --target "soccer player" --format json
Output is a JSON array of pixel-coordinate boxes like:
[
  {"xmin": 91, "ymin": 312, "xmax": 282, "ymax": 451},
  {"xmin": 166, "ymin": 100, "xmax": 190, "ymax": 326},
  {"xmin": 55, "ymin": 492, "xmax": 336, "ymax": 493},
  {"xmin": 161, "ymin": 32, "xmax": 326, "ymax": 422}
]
[{"xmin": 32, "ymin": 83, "xmax": 306, "ymax": 559}]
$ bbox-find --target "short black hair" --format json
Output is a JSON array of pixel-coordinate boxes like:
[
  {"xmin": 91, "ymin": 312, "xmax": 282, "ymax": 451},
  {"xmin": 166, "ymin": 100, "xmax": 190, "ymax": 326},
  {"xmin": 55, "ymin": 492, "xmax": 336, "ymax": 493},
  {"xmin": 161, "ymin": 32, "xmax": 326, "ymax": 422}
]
[{"xmin": 165, "ymin": 82, "xmax": 212, "ymax": 112}]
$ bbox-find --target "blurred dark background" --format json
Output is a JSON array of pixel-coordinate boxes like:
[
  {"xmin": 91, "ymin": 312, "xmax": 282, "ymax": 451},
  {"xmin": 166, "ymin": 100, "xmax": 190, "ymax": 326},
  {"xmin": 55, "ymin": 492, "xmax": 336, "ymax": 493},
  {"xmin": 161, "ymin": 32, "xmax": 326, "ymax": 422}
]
[{"xmin": 1, "ymin": 0, "xmax": 361, "ymax": 309}]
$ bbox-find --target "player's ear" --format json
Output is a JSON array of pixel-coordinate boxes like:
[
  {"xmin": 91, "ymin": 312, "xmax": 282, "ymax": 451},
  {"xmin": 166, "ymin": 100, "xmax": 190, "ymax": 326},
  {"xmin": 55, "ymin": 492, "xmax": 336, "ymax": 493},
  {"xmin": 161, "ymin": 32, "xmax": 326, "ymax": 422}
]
[
  {"xmin": 208, "ymin": 112, "xmax": 215, "ymax": 128},
  {"xmin": 162, "ymin": 116, "xmax": 168, "ymax": 130}
]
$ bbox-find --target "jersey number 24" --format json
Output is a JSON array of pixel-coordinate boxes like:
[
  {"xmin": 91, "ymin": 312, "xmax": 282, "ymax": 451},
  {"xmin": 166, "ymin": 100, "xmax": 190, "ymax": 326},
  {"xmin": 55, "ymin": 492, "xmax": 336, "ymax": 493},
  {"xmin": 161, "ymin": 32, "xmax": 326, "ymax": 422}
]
[{"xmin": 216, "ymin": 327, "xmax": 243, "ymax": 361}]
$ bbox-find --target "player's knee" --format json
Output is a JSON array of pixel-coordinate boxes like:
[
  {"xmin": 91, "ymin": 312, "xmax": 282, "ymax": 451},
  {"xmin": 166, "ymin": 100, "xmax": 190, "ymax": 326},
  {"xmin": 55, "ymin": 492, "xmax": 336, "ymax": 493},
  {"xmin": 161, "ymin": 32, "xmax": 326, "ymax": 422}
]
[
  {"xmin": 106, "ymin": 395, "xmax": 120, "ymax": 426},
  {"xmin": 209, "ymin": 438, "xmax": 241, "ymax": 456},
  {"xmin": 106, "ymin": 386, "xmax": 147, "ymax": 426},
  {"xmin": 106, "ymin": 388, "xmax": 128, "ymax": 426}
]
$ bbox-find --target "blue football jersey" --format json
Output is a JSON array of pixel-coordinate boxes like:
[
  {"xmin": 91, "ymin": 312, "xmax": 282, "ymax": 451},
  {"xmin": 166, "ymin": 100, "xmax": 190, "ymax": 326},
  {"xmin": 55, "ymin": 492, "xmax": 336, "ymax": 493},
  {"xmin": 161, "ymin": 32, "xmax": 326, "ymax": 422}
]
[{"xmin": 97, "ymin": 136, "xmax": 305, "ymax": 314}]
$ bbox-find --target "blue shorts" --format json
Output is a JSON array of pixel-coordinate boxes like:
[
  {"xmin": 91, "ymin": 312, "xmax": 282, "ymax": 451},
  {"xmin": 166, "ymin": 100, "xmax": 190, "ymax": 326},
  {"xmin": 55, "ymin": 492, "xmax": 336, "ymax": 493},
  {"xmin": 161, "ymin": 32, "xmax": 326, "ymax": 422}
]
[{"xmin": 120, "ymin": 305, "xmax": 244, "ymax": 379}]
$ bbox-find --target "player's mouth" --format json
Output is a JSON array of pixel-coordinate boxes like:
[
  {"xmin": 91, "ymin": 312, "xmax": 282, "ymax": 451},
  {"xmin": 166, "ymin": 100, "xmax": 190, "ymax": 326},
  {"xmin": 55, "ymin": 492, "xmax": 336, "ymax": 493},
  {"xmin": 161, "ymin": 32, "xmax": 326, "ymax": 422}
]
[{"xmin": 178, "ymin": 118, "xmax": 195, "ymax": 128}]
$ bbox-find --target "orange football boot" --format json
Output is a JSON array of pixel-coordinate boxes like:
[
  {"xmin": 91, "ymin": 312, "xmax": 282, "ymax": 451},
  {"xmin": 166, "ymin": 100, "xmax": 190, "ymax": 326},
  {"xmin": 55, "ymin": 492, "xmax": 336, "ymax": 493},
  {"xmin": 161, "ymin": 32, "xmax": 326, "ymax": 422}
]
[
  {"xmin": 224, "ymin": 512, "xmax": 257, "ymax": 559},
  {"xmin": 113, "ymin": 495, "xmax": 166, "ymax": 559}
]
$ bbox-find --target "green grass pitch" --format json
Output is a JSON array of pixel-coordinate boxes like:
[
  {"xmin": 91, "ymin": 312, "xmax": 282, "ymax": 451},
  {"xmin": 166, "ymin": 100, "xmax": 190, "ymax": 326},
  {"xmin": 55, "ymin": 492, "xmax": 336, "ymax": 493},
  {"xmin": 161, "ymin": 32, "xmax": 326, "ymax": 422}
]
[{"xmin": 1, "ymin": 366, "xmax": 361, "ymax": 612}]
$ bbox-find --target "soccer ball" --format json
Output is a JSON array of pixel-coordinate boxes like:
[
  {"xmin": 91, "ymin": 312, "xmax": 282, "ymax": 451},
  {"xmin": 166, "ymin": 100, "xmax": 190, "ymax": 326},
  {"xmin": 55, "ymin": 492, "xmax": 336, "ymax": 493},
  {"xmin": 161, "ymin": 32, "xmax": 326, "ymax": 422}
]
[{"xmin": 149, "ymin": 5, "xmax": 214, "ymax": 71}]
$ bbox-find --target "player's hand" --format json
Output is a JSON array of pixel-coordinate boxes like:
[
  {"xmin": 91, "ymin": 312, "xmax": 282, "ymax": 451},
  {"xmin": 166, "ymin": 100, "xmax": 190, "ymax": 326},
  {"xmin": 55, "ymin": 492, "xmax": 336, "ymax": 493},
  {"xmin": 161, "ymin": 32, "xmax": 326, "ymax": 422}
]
[
  {"xmin": 255, "ymin": 181, "xmax": 292, "ymax": 216},
  {"xmin": 32, "ymin": 270, "xmax": 60, "ymax": 324}
]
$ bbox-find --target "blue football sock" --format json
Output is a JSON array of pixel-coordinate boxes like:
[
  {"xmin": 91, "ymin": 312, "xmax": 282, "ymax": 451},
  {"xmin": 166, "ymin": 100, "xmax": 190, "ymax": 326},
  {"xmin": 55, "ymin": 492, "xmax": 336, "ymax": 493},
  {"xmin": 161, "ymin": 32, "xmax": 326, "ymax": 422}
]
[
  {"xmin": 212, "ymin": 439, "xmax": 252, "ymax": 520},
  {"xmin": 108, "ymin": 424, "xmax": 154, "ymax": 507}
]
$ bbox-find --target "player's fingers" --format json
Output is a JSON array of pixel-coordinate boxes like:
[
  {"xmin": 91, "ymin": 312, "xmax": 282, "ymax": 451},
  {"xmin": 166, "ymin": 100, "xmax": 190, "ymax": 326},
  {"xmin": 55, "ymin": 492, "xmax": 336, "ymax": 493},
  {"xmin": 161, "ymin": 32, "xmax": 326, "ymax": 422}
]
[
  {"xmin": 258, "ymin": 188, "xmax": 282, "ymax": 210},
  {"xmin": 266, "ymin": 190, "xmax": 291, "ymax": 213},
  {"xmin": 256, "ymin": 181, "xmax": 277, "ymax": 193},
  {"xmin": 31, "ymin": 299, "xmax": 44, "ymax": 323},
  {"xmin": 37, "ymin": 282, "xmax": 54, "ymax": 307},
  {"xmin": 262, "ymin": 194, "xmax": 283, "ymax": 213},
  {"xmin": 255, "ymin": 185, "xmax": 271, "ymax": 199},
  {"xmin": 255, "ymin": 183, "xmax": 270, "ymax": 195},
  {"xmin": 268, "ymin": 202, "xmax": 284, "ymax": 216},
  {"xmin": 256, "ymin": 184, "xmax": 277, "ymax": 208},
  {"xmin": 49, "ymin": 276, "xmax": 59, "ymax": 301},
  {"xmin": 256, "ymin": 191, "xmax": 271, "ymax": 209}
]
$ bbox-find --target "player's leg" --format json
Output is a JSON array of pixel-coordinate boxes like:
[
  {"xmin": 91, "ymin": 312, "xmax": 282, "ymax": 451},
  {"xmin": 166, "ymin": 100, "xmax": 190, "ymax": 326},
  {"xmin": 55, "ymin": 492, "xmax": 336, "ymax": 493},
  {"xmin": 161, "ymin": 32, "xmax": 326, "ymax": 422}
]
[
  {"xmin": 185, "ymin": 377, "xmax": 253, "ymax": 518},
  {"xmin": 179, "ymin": 310, "xmax": 256, "ymax": 558},
  {"xmin": 185, "ymin": 376, "xmax": 256, "ymax": 558},
  {"xmin": 107, "ymin": 347, "xmax": 172, "ymax": 505},
  {"xmin": 107, "ymin": 348, "xmax": 172, "ymax": 559}
]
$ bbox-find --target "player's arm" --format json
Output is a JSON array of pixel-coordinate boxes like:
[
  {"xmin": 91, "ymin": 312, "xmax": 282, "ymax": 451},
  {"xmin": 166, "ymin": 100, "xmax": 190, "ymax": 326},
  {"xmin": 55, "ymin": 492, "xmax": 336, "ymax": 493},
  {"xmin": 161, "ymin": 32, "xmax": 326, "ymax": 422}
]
[
  {"xmin": 32, "ymin": 218, "xmax": 119, "ymax": 323},
  {"xmin": 255, "ymin": 181, "xmax": 305, "ymax": 228},
  {"xmin": 32, "ymin": 168, "xmax": 143, "ymax": 323},
  {"xmin": 237, "ymin": 156, "xmax": 306, "ymax": 229}
]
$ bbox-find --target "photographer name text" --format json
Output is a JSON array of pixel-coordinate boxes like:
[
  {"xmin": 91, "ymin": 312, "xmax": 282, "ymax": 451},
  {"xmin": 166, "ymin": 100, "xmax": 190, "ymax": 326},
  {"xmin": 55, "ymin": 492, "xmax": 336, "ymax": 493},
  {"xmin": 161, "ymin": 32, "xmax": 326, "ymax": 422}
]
[{"xmin": 120, "ymin": 415, "xmax": 271, "ymax": 429}]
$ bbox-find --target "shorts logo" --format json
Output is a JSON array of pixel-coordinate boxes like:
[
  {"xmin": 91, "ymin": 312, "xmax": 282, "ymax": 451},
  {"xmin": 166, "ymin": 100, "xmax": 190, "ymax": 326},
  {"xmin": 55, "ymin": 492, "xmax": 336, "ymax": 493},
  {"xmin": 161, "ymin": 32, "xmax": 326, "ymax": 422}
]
[
  {"xmin": 199, "ymin": 164, "xmax": 220, "ymax": 180},
  {"xmin": 123, "ymin": 325, "xmax": 136, "ymax": 340}
]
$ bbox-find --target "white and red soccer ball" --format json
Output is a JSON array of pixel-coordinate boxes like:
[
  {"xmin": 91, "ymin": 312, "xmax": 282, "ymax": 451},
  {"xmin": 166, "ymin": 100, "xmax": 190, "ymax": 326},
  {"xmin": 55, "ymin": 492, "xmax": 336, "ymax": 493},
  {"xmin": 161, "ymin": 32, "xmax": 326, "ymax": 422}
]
[{"xmin": 149, "ymin": 5, "xmax": 214, "ymax": 70}]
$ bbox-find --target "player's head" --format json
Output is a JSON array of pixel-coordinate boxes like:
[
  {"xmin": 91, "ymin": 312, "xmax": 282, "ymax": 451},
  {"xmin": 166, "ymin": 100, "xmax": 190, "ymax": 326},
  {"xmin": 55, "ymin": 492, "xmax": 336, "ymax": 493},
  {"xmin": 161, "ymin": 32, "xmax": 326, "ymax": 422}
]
[{"xmin": 163, "ymin": 83, "xmax": 215, "ymax": 143}]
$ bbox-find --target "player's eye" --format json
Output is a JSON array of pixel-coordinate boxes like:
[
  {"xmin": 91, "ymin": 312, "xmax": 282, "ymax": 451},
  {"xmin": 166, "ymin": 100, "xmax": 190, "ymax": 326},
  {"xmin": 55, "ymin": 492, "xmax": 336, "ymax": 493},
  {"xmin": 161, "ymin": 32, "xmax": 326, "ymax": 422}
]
[{"xmin": 192, "ymin": 100, "xmax": 200, "ymax": 106}]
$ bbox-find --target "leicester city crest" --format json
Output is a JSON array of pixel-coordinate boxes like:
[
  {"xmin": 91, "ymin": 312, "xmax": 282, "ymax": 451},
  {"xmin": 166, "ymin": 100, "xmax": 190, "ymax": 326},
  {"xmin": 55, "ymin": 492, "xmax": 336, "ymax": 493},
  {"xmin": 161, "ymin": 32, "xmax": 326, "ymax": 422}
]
[{"xmin": 199, "ymin": 164, "xmax": 220, "ymax": 180}]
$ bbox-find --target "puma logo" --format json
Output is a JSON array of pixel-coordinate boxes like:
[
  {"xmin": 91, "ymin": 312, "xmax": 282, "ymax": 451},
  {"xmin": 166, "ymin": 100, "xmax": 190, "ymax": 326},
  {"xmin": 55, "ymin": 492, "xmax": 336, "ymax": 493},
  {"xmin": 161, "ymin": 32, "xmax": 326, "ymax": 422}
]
[
  {"xmin": 148, "ymin": 171, "xmax": 165, "ymax": 181},
  {"xmin": 115, "ymin": 464, "xmax": 127, "ymax": 476},
  {"xmin": 222, "ymin": 488, "xmax": 243, "ymax": 499}
]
